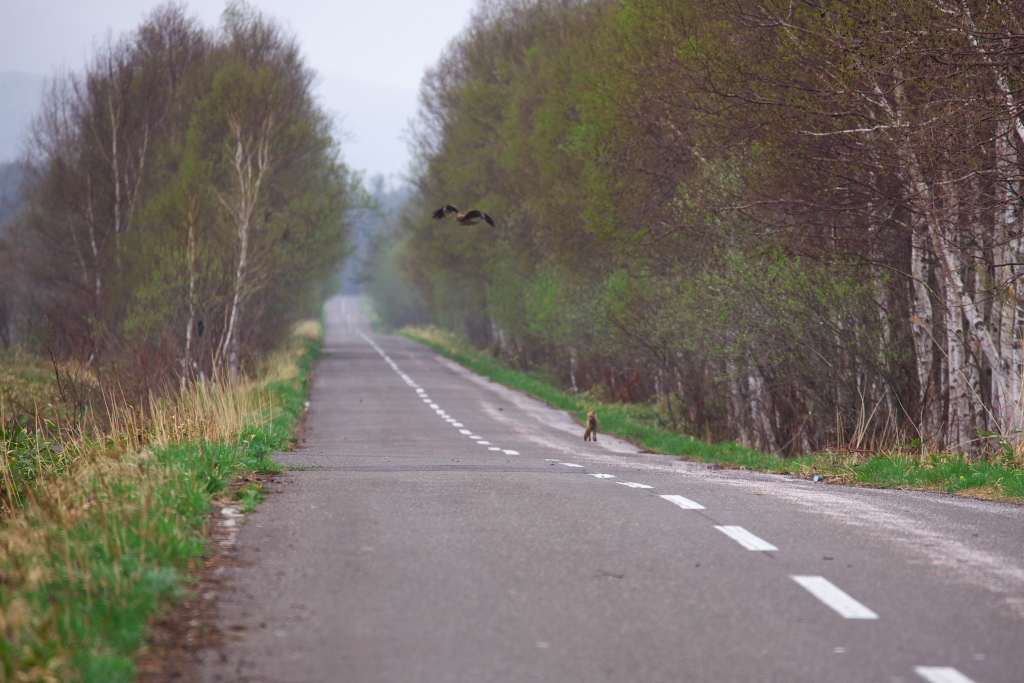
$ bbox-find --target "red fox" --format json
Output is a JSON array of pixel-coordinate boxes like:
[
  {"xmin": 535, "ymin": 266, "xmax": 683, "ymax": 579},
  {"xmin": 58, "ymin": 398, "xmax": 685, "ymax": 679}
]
[{"xmin": 583, "ymin": 411, "xmax": 599, "ymax": 442}]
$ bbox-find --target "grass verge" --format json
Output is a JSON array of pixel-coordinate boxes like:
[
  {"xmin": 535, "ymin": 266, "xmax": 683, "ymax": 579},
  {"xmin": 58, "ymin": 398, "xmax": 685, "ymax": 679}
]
[
  {"xmin": 402, "ymin": 325, "xmax": 1024, "ymax": 504},
  {"xmin": 0, "ymin": 323, "xmax": 321, "ymax": 682}
]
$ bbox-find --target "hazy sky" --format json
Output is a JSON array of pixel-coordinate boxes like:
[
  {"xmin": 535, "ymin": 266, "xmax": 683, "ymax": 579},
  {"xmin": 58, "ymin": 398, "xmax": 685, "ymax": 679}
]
[{"xmin": 0, "ymin": 0, "xmax": 480, "ymax": 178}]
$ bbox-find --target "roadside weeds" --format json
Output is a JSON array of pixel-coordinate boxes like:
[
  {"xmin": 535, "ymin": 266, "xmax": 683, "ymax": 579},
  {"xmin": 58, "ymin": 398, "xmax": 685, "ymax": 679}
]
[{"xmin": 0, "ymin": 323, "xmax": 321, "ymax": 682}]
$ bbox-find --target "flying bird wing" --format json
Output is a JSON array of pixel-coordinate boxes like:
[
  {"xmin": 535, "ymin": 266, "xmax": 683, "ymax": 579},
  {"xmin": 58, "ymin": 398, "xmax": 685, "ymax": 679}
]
[
  {"xmin": 463, "ymin": 209, "xmax": 495, "ymax": 227},
  {"xmin": 432, "ymin": 205, "xmax": 459, "ymax": 220}
]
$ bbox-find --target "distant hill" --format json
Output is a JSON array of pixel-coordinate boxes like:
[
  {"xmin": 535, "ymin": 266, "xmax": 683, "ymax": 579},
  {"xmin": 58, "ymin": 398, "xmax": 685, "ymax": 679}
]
[{"xmin": 0, "ymin": 72, "xmax": 46, "ymax": 164}]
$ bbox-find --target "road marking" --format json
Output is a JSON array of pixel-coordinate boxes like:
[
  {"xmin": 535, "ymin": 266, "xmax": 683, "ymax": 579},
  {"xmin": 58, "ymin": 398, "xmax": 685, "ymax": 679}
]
[
  {"xmin": 358, "ymin": 331, "xmax": 529, "ymax": 460},
  {"xmin": 617, "ymin": 482, "xmax": 654, "ymax": 489},
  {"xmin": 659, "ymin": 494, "xmax": 705, "ymax": 510},
  {"xmin": 560, "ymin": 463, "xmax": 585, "ymax": 468},
  {"xmin": 914, "ymin": 667, "xmax": 976, "ymax": 683},
  {"xmin": 545, "ymin": 458, "xmax": 559, "ymax": 462},
  {"xmin": 716, "ymin": 526, "xmax": 778, "ymax": 551},
  {"xmin": 590, "ymin": 473, "xmax": 615, "ymax": 479},
  {"xmin": 791, "ymin": 575, "xmax": 879, "ymax": 619}
]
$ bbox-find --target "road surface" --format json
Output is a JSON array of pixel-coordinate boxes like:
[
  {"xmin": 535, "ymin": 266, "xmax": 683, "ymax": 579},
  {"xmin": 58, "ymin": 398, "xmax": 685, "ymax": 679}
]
[{"xmin": 200, "ymin": 296, "xmax": 1024, "ymax": 682}]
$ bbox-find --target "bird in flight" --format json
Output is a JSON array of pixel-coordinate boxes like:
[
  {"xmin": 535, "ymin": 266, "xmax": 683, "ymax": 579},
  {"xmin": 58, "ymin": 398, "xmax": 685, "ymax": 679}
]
[{"xmin": 432, "ymin": 205, "xmax": 495, "ymax": 226}]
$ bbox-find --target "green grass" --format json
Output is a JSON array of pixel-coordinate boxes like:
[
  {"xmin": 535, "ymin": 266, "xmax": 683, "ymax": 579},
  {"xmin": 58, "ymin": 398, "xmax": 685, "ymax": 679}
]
[
  {"xmin": 402, "ymin": 325, "xmax": 1024, "ymax": 504},
  {"xmin": 0, "ymin": 332, "xmax": 321, "ymax": 682},
  {"xmin": 845, "ymin": 452, "xmax": 1024, "ymax": 498}
]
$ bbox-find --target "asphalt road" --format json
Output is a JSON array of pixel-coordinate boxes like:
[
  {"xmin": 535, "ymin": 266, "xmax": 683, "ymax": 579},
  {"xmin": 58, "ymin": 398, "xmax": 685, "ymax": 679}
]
[{"xmin": 199, "ymin": 296, "xmax": 1024, "ymax": 683}]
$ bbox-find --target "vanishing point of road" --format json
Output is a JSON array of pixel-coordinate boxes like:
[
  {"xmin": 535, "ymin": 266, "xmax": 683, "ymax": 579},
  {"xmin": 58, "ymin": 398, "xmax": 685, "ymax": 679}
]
[{"xmin": 200, "ymin": 296, "xmax": 1024, "ymax": 682}]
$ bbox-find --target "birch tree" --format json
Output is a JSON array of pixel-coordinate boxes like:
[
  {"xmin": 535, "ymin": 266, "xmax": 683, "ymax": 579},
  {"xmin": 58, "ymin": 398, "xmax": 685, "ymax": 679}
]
[
  {"xmin": 14, "ymin": 1, "xmax": 355, "ymax": 393},
  {"xmin": 386, "ymin": 0, "xmax": 1024, "ymax": 454},
  {"xmin": 190, "ymin": 2, "xmax": 345, "ymax": 381}
]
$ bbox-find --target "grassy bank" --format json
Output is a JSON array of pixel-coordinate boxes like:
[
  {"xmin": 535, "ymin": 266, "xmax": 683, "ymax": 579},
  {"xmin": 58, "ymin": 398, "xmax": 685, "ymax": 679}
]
[
  {"xmin": 402, "ymin": 325, "xmax": 1024, "ymax": 504},
  {"xmin": 0, "ymin": 322, "xmax": 321, "ymax": 682}
]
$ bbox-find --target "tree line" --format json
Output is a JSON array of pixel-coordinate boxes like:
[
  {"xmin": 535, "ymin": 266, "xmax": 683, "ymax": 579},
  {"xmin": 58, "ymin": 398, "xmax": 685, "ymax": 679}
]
[
  {"xmin": 0, "ymin": 1, "xmax": 357, "ymax": 397},
  {"xmin": 369, "ymin": 0, "xmax": 1024, "ymax": 455}
]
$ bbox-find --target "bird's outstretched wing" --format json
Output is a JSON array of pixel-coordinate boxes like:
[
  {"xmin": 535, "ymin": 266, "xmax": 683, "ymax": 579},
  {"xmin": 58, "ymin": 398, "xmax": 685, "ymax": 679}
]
[
  {"xmin": 463, "ymin": 209, "xmax": 495, "ymax": 226},
  {"xmin": 432, "ymin": 205, "xmax": 459, "ymax": 220}
]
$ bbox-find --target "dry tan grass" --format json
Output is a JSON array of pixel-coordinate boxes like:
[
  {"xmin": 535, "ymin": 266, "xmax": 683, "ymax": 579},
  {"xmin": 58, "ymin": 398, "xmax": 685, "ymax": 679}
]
[
  {"xmin": 0, "ymin": 321, "xmax": 320, "ymax": 681},
  {"xmin": 401, "ymin": 325, "xmax": 470, "ymax": 352},
  {"xmin": 953, "ymin": 485, "xmax": 1014, "ymax": 502},
  {"xmin": 145, "ymin": 381, "xmax": 268, "ymax": 447},
  {"xmin": 292, "ymin": 320, "xmax": 322, "ymax": 341},
  {"xmin": 254, "ymin": 320, "xmax": 322, "ymax": 385},
  {"xmin": 0, "ymin": 448, "xmax": 168, "ymax": 681}
]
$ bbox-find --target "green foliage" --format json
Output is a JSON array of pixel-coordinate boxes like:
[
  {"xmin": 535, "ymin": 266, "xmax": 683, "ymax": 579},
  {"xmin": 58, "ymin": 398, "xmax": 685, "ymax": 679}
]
[
  {"xmin": 0, "ymin": 329, "xmax": 320, "ymax": 681},
  {"xmin": 14, "ymin": 2, "xmax": 356, "ymax": 396},
  {"xmin": 369, "ymin": 0, "xmax": 1024, "ymax": 456},
  {"xmin": 0, "ymin": 421, "xmax": 75, "ymax": 508},
  {"xmin": 362, "ymin": 234, "xmax": 428, "ymax": 332}
]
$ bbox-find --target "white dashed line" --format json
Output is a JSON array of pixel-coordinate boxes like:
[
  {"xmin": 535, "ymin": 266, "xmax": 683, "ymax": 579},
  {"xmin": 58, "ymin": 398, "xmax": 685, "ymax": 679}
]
[
  {"xmin": 357, "ymin": 331, "xmax": 534, "ymax": 472},
  {"xmin": 545, "ymin": 459, "xmax": 559, "ymax": 462},
  {"xmin": 616, "ymin": 482, "xmax": 654, "ymax": 489},
  {"xmin": 914, "ymin": 667, "xmax": 976, "ymax": 683},
  {"xmin": 560, "ymin": 463, "xmax": 585, "ymax": 468},
  {"xmin": 791, "ymin": 575, "xmax": 879, "ymax": 619},
  {"xmin": 659, "ymin": 494, "xmax": 705, "ymax": 510},
  {"xmin": 589, "ymin": 473, "xmax": 615, "ymax": 479},
  {"xmin": 716, "ymin": 526, "xmax": 778, "ymax": 551}
]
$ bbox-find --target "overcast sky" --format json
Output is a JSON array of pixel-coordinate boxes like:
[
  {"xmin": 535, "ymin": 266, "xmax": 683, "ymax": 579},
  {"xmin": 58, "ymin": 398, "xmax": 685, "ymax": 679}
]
[{"xmin": 0, "ymin": 0, "xmax": 480, "ymax": 179}]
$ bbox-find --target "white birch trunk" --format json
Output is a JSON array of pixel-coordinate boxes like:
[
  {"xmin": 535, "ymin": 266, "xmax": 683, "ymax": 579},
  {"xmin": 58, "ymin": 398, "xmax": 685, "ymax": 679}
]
[
  {"xmin": 216, "ymin": 117, "xmax": 274, "ymax": 382},
  {"xmin": 181, "ymin": 198, "xmax": 199, "ymax": 393},
  {"xmin": 747, "ymin": 369, "xmax": 779, "ymax": 453},
  {"xmin": 956, "ymin": 0, "xmax": 1024, "ymax": 436},
  {"xmin": 945, "ymin": 302, "xmax": 971, "ymax": 450},
  {"xmin": 909, "ymin": 217, "xmax": 938, "ymax": 439},
  {"xmin": 85, "ymin": 175, "xmax": 102, "ymax": 305},
  {"xmin": 726, "ymin": 358, "xmax": 751, "ymax": 447}
]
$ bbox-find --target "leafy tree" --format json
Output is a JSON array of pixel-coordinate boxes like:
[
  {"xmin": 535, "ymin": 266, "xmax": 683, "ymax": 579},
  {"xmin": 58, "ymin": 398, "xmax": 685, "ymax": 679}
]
[
  {"xmin": 10, "ymin": 1, "xmax": 357, "ymax": 395},
  {"xmin": 378, "ymin": 0, "xmax": 1024, "ymax": 455}
]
